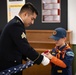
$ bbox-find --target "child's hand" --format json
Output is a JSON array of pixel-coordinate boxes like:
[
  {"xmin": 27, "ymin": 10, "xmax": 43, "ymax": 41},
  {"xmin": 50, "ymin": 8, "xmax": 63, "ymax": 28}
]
[
  {"xmin": 45, "ymin": 52, "xmax": 53, "ymax": 59},
  {"xmin": 41, "ymin": 50, "xmax": 50, "ymax": 56},
  {"xmin": 44, "ymin": 50, "xmax": 50, "ymax": 54}
]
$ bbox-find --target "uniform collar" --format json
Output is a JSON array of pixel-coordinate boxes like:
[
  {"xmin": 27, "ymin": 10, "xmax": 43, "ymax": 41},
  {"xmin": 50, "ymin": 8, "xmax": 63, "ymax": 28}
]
[
  {"xmin": 14, "ymin": 16, "xmax": 25, "ymax": 29},
  {"xmin": 16, "ymin": 15, "xmax": 24, "ymax": 23},
  {"xmin": 57, "ymin": 44, "xmax": 67, "ymax": 51}
]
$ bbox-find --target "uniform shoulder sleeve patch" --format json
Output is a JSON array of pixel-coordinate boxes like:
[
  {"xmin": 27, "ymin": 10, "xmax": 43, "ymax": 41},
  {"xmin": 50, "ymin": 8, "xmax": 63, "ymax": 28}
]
[
  {"xmin": 21, "ymin": 32, "xmax": 26, "ymax": 39},
  {"xmin": 66, "ymin": 51, "xmax": 74, "ymax": 57}
]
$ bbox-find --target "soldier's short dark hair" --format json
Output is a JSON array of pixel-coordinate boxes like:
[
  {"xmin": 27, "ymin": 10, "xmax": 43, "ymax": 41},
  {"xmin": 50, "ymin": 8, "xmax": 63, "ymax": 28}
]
[{"xmin": 19, "ymin": 2, "xmax": 38, "ymax": 15}]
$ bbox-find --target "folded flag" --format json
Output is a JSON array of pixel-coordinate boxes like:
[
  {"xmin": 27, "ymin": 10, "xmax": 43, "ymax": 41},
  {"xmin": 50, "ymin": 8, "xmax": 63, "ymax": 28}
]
[{"xmin": 0, "ymin": 60, "xmax": 34, "ymax": 75}]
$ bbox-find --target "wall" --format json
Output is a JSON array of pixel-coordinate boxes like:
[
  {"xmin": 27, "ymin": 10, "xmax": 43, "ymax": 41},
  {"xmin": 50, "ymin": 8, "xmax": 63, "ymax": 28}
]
[
  {"xmin": 72, "ymin": 45, "xmax": 76, "ymax": 75},
  {"xmin": 0, "ymin": 0, "xmax": 7, "ymax": 31},
  {"xmin": 68, "ymin": 0, "xmax": 76, "ymax": 44}
]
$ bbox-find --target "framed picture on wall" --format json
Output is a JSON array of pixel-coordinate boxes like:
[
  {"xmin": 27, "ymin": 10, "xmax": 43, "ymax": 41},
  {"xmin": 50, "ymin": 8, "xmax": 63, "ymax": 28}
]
[
  {"xmin": 41, "ymin": 0, "xmax": 61, "ymax": 23},
  {"xmin": 7, "ymin": 0, "xmax": 25, "ymax": 22}
]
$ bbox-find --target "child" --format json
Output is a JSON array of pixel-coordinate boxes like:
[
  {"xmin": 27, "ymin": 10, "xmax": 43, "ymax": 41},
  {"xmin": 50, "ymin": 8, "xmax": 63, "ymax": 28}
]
[{"xmin": 44, "ymin": 27, "xmax": 74, "ymax": 75}]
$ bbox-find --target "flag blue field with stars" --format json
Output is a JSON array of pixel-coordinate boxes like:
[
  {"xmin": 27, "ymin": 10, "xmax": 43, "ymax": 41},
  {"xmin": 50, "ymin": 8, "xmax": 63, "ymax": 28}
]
[{"xmin": 0, "ymin": 60, "xmax": 34, "ymax": 75}]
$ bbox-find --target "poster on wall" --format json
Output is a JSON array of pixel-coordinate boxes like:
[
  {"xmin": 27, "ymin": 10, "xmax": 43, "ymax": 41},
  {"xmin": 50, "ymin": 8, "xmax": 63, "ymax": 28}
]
[
  {"xmin": 42, "ymin": 0, "xmax": 61, "ymax": 23},
  {"xmin": 7, "ymin": 0, "xmax": 25, "ymax": 22}
]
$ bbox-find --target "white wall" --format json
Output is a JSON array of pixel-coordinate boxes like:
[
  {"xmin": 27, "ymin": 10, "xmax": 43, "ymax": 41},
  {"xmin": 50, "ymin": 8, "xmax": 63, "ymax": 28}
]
[{"xmin": 68, "ymin": 0, "xmax": 76, "ymax": 44}]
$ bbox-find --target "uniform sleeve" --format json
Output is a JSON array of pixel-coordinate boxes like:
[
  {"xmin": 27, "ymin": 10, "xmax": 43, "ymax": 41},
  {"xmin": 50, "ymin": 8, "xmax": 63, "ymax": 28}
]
[
  {"xmin": 51, "ymin": 56, "xmax": 67, "ymax": 68},
  {"xmin": 63, "ymin": 50, "xmax": 74, "ymax": 67},
  {"xmin": 9, "ymin": 24, "xmax": 43, "ymax": 64}
]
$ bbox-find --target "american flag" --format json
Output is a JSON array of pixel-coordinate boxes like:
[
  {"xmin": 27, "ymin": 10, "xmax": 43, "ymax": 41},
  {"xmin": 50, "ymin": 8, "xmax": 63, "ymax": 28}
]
[{"xmin": 0, "ymin": 60, "xmax": 34, "ymax": 75}]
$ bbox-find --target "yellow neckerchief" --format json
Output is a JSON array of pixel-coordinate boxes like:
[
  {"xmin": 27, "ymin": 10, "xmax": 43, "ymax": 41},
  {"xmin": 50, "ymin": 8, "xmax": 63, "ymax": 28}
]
[{"xmin": 55, "ymin": 44, "xmax": 70, "ymax": 59}]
